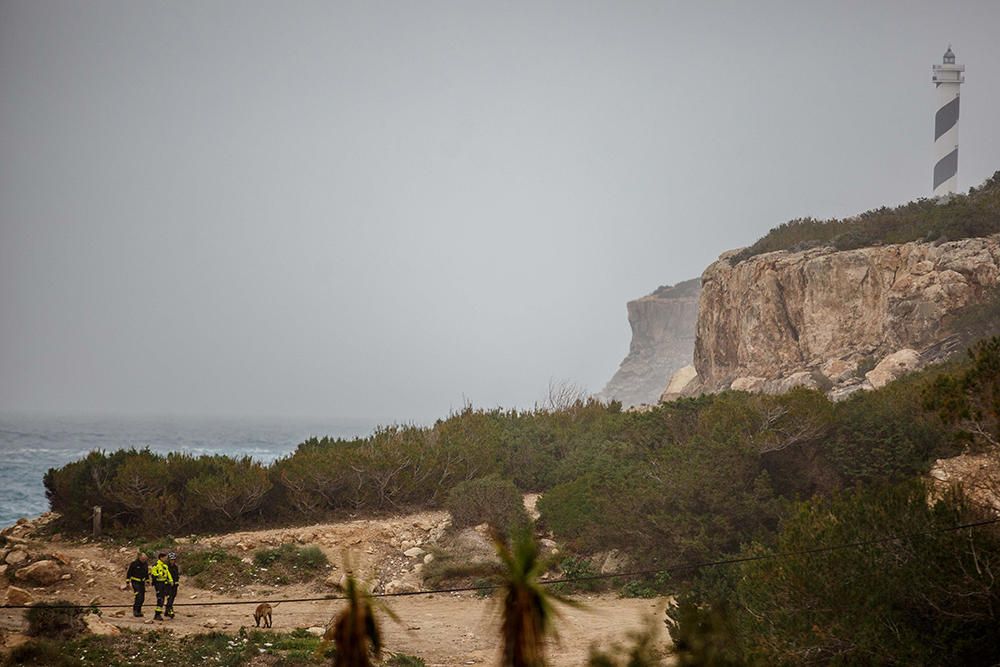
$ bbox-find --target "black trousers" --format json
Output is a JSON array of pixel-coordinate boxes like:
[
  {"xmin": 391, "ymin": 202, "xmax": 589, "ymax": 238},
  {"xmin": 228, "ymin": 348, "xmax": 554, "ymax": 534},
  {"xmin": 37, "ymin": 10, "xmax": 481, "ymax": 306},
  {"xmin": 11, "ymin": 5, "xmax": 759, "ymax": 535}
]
[
  {"xmin": 131, "ymin": 581, "xmax": 145, "ymax": 615},
  {"xmin": 154, "ymin": 582, "xmax": 166, "ymax": 615},
  {"xmin": 165, "ymin": 584, "xmax": 178, "ymax": 615}
]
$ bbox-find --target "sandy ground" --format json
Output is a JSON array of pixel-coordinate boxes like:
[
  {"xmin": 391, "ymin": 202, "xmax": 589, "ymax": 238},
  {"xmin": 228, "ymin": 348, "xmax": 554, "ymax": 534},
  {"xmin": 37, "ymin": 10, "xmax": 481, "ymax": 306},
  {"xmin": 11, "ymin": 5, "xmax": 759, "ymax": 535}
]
[{"xmin": 1, "ymin": 508, "xmax": 671, "ymax": 666}]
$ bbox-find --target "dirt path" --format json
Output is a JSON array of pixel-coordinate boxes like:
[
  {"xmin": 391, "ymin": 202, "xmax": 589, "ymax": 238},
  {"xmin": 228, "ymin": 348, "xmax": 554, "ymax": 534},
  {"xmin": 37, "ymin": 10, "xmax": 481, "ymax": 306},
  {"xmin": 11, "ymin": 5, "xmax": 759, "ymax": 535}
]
[{"xmin": 1, "ymin": 510, "xmax": 672, "ymax": 665}]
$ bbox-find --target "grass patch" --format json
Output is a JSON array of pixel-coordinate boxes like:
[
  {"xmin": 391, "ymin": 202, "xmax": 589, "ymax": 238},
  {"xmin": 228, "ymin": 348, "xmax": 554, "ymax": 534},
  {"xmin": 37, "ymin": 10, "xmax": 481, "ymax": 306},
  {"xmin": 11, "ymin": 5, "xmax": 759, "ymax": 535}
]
[
  {"xmin": 184, "ymin": 548, "xmax": 255, "ymax": 590},
  {"xmin": 252, "ymin": 544, "xmax": 329, "ymax": 584},
  {"xmin": 178, "ymin": 544, "xmax": 329, "ymax": 591}
]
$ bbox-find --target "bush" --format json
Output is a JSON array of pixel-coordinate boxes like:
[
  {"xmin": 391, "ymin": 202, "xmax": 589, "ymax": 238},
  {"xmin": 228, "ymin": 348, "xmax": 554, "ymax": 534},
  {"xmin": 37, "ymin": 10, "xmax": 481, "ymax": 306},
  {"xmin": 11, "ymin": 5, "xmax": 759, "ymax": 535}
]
[
  {"xmin": 183, "ymin": 549, "xmax": 254, "ymax": 589},
  {"xmin": 24, "ymin": 601, "xmax": 86, "ymax": 638},
  {"xmin": 732, "ymin": 170, "xmax": 1000, "ymax": 263},
  {"xmin": 251, "ymin": 544, "xmax": 329, "ymax": 584},
  {"xmin": 553, "ymin": 556, "xmax": 602, "ymax": 593},
  {"xmin": 676, "ymin": 481, "xmax": 1000, "ymax": 665},
  {"xmin": 619, "ymin": 571, "xmax": 670, "ymax": 599},
  {"xmin": 1, "ymin": 639, "xmax": 79, "ymax": 667},
  {"xmin": 445, "ymin": 475, "xmax": 530, "ymax": 531}
]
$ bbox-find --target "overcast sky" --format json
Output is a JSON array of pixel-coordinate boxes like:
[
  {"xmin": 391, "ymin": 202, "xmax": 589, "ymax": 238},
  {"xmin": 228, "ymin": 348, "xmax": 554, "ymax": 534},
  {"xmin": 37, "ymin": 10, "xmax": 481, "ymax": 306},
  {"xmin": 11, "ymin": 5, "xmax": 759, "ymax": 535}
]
[{"xmin": 2, "ymin": 1, "xmax": 999, "ymax": 421}]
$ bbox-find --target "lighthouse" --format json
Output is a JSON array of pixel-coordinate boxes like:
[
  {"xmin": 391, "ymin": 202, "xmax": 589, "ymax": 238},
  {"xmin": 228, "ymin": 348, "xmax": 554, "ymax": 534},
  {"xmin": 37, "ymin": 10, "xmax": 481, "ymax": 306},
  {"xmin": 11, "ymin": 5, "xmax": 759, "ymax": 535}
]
[{"xmin": 931, "ymin": 46, "xmax": 964, "ymax": 196}]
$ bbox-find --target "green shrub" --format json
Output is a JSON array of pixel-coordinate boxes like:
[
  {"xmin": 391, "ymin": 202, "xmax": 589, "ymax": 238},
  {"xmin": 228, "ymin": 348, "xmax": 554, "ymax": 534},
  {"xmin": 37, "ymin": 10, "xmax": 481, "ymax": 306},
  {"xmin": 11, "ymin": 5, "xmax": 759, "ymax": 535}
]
[
  {"xmin": 24, "ymin": 601, "xmax": 86, "ymax": 638},
  {"xmin": 732, "ymin": 170, "xmax": 1000, "ymax": 263},
  {"xmin": 553, "ymin": 556, "xmax": 602, "ymax": 593},
  {"xmin": 1, "ymin": 639, "xmax": 79, "ymax": 667},
  {"xmin": 677, "ymin": 481, "xmax": 1000, "ymax": 665},
  {"xmin": 619, "ymin": 571, "xmax": 670, "ymax": 599},
  {"xmin": 445, "ymin": 475, "xmax": 530, "ymax": 531},
  {"xmin": 183, "ymin": 549, "xmax": 253, "ymax": 589},
  {"xmin": 251, "ymin": 544, "xmax": 329, "ymax": 584}
]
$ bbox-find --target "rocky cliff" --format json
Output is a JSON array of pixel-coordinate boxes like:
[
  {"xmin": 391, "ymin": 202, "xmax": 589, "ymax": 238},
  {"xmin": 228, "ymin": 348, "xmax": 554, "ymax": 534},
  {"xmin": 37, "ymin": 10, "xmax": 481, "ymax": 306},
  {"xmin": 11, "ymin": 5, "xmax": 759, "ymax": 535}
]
[
  {"xmin": 671, "ymin": 234, "xmax": 1000, "ymax": 399},
  {"xmin": 599, "ymin": 278, "xmax": 700, "ymax": 407}
]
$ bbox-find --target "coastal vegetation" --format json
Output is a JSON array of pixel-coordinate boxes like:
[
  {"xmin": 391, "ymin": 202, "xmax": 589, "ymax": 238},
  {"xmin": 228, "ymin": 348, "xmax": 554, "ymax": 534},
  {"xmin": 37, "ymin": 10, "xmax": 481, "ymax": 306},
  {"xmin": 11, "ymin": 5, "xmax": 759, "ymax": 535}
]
[
  {"xmin": 731, "ymin": 170, "xmax": 1000, "ymax": 263},
  {"xmin": 45, "ymin": 342, "xmax": 997, "ymax": 552},
  {"xmin": 35, "ymin": 336, "xmax": 1000, "ymax": 664}
]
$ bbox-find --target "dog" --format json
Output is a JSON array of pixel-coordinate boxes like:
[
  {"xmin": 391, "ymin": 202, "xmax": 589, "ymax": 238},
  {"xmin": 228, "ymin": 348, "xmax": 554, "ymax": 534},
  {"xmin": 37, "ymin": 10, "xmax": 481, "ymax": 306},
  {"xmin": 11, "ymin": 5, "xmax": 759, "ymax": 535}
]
[{"xmin": 253, "ymin": 602, "xmax": 275, "ymax": 628}]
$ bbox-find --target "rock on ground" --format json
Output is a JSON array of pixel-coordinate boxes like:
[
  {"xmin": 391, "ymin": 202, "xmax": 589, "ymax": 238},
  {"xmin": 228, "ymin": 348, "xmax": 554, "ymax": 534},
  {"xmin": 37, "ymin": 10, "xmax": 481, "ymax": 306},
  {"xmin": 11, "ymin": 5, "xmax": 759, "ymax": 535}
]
[
  {"xmin": 865, "ymin": 349, "xmax": 923, "ymax": 389},
  {"xmin": 14, "ymin": 559, "xmax": 63, "ymax": 586},
  {"xmin": 5, "ymin": 587, "xmax": 32, "ymax": 606}
]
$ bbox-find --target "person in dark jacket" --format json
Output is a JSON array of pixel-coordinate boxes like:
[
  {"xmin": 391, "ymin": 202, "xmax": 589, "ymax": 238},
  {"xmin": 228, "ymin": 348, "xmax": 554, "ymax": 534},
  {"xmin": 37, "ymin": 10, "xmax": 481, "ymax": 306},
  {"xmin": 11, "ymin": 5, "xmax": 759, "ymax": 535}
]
[
  {"xmin": 125, "ymin": 552, "xmax": 149, "ymax": 617},
  {"xmin": 165, "ymin": 552, "xmax": 180, "ymax": 619}
]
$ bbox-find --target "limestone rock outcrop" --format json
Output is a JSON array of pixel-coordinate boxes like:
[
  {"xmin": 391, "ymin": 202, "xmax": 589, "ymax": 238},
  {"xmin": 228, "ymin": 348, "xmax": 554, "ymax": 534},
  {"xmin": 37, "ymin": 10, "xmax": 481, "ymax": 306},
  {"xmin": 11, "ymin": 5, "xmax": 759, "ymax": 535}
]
[
  {"xmin": 600, "ymin": 279, "xmax": 700, "ymax": 407},
  {"xmin": 685, "ymin": 234, "xmax": 1000, "ymax": 397}
]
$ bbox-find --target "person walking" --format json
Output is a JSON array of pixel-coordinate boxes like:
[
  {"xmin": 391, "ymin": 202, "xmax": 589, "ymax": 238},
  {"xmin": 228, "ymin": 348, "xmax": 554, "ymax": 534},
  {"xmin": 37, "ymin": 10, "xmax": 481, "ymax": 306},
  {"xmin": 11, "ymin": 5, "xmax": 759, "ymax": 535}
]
[
  {"xmin": 149, "ymin": 551, "xmax": 174, "ymax": 621},
  {"xmin": 124, "ymin": 552, "xmax": 149, "ymax": 617},
  {"xmin": 164, "ymin": 552, "xmax": 180, "ymax": 619}
]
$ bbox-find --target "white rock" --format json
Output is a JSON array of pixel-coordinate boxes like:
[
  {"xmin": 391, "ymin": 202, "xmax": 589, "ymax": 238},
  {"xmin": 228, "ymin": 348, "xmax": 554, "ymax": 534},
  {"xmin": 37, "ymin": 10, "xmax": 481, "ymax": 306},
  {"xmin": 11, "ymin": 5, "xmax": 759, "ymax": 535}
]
[
  {"xmin": 730, "ymin": 376, "xmax": 766, "ymax": 392},
  {"xmin": 403, "ymin": 547, "xmax": 425, "ymax": 558},
  {"xmin": 306, "ymin": 626, "xmax": 326, "ymax": 637},
  {"xmin": 865, "ymin": 349, "xmax": 923, "ymax": 389},
  {"xmin": 84, "ymin": 614, "xmax": 121, "ymax": 636},
  {"xmin": 661, "ymin": 365, "xmax": 699, "ymax": 402},
  {"xmin": 423, "ymin": 553, "xmax": 435, "ymax": 565}
]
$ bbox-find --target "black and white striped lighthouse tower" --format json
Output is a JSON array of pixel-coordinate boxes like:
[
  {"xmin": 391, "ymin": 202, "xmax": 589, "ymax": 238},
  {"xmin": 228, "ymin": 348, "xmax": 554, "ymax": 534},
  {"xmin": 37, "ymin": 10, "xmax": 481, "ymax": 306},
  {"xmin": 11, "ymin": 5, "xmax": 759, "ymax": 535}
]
[{"xmin": 931, "ymin": 46, "xmax": 965, "ymax": 196}]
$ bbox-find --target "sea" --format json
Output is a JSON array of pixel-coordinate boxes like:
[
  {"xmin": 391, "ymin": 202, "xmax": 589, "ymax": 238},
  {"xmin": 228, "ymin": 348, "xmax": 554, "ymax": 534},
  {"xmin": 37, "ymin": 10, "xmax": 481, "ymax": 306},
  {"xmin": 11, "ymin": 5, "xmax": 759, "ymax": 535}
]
[{"xmin": 0, "ymin": 414, "xmax": 381, "ymax": 528}]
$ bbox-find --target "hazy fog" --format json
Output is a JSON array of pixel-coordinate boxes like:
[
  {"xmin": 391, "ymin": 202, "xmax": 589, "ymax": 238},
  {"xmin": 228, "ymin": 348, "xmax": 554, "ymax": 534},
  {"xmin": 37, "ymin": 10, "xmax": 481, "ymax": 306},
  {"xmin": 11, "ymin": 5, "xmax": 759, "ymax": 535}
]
[{"xmin": 2, "ymin": 1, "xmax": 999, "ymax": 421}]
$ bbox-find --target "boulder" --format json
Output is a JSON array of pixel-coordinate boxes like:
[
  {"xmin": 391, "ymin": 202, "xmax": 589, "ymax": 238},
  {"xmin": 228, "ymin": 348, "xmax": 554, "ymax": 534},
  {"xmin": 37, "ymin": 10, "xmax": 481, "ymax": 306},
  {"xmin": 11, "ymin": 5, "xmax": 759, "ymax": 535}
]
[
  {"xmin": 84, "ymin": 614, "xmax": 121, "ymax": 636},
  {"xmin": 828, "ymin": 381, "xmax": 872, "ymax": 402},
  {"xmin": 403, "ymin": 547, "xmax": 426, "ymax": 558},
  {"xmin": 865, "ymin": 349, "xmax": 923, "ymax": 389},
  {"xmin": 14, "ymin": 559, "xmax": 63, "ymax": 586},
  {"xmin": 6, "ymin": 586, "xmax": 32, "ymax": 606},
  {"xmin": 306, "ymin": 626, "xmax": 327, "ymax": 637},
  {"xmin": 203, "ymin": 618, "xmax": 218, "ymax": 629},
  {"xmin": 384, "ymin": 579, "xmax": 418, "ymax": 595},
  {"xmin": 596, "ymin": 549, "xmax": 630, "ymax": 575},
  {"xmin": 821, "ymin": 358, "xmax": 856, "ymax": 384},
  {"xmin": 766, "ymin": 371, "xmax": 823, "ymax": 394},
  {"xmin": 5, "ymin": 549, "xmax": 27, "ymax": 566},
  {"xmin": 660, "ymin": 365, "xmax": 700, "ymax": 402},
  {"xmin": 730, "ymin": 376, "xmax": 766, "ymax": 392},
  {"xmin": 451, "ymin": 528, "xmax": 495, "ymax": 560}
]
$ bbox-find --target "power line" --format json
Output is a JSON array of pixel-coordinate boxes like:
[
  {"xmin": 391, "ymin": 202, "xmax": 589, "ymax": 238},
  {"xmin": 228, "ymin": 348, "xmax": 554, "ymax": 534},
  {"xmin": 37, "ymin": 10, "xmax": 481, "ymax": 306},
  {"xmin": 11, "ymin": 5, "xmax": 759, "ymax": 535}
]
[{"xmin": 1, "ymin": 516, "xmax": 996, "ymax": 611}]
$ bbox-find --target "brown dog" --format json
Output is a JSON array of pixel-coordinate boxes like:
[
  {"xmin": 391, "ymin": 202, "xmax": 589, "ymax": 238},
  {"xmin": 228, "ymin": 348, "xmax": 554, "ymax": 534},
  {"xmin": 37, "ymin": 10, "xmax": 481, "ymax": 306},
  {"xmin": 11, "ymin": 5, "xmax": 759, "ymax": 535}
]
[{"xmin": 253, "ymin": 603, "xmax": 273, "ymax": 628}]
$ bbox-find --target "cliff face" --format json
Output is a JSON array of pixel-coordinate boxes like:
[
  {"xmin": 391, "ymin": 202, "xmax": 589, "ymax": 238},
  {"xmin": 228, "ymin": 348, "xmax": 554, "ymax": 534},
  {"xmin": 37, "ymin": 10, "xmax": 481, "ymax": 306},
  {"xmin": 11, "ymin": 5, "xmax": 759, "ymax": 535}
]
[
  {"xmin": 599, "ymin": 279, "xmax": 700, "ymax": 407},
  {"xmin": 688, "ymin": 234, "xmax": 1000, "ymax": 397}
]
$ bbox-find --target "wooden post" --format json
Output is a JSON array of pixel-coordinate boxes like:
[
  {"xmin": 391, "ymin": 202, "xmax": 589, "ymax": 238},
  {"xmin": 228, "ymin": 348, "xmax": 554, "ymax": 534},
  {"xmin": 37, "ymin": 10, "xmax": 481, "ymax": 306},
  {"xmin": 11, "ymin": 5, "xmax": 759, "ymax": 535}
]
[{"xmin": 92, "ymin": 505, "xmax": 102, "ymax": 537}]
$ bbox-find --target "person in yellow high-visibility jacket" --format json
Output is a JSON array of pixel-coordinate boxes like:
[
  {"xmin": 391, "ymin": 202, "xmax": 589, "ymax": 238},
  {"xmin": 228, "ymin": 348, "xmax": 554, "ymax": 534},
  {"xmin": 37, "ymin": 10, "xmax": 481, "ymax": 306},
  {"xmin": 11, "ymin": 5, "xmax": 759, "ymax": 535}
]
[{"xmin": 149, "ymin": 552, "xmax": 174, "ymax": 621}]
